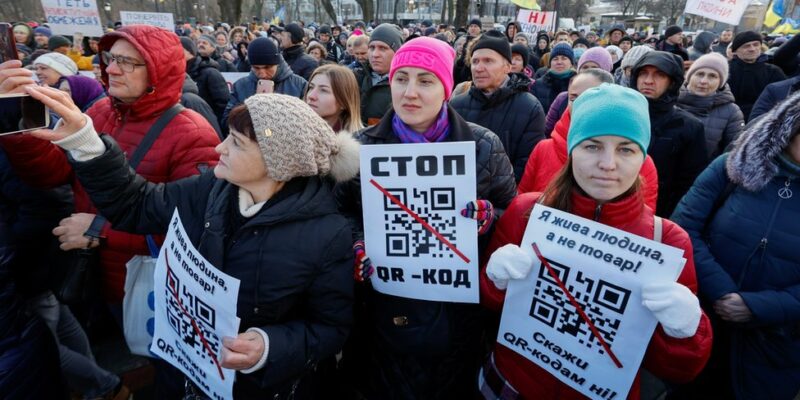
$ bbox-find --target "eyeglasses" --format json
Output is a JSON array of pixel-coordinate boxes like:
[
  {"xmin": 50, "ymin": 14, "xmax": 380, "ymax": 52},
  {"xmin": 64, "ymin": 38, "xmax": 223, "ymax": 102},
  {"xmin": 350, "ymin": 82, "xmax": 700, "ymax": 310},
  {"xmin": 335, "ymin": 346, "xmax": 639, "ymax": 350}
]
[{"xmin": 101, "ymin": 51, "xmax": 146, "ymax": 73}]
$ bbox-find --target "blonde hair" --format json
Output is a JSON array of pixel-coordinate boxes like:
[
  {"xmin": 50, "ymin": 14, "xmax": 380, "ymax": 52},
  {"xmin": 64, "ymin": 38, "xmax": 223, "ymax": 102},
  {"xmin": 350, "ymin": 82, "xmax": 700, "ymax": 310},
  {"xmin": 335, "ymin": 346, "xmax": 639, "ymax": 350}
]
[{"xmin": 305, "ymin": 64, "xmax": 364, "ymax": 134}]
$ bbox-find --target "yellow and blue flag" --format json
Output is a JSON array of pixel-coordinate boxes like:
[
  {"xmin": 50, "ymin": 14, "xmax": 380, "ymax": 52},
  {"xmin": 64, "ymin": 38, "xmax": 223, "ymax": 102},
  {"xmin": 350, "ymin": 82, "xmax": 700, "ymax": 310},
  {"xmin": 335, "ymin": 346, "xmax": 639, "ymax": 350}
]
[
  {"xmin": 511, "ymin": 0, "xmax": 541, "ymax": 10},
  {"xmin": 763, "ymin": 0, "xmax": 784, "ymax": 28}
]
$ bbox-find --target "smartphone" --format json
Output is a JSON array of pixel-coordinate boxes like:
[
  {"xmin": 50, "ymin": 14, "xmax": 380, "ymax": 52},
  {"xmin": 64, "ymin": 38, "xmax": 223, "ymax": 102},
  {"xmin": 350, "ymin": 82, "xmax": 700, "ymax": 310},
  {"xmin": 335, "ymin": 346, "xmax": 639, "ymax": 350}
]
[
  {"xmin": 0, "ymin": 22, "xmax": 17, "ymax": 63},
  {"xmin": 0, "ymin": 94, "xmax": 50, "ymax": 135},
  {"xmin": 256, "ymin": 79, "xmax": 274, "ymax": 94}
]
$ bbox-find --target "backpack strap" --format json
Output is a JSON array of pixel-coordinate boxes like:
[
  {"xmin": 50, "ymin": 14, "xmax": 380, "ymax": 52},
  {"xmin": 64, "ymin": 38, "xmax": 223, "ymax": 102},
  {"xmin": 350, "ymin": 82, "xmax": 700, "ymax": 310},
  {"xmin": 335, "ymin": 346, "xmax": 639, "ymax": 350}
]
[
  {"xmin": 128, "ymin": 104, "xmax": 185, "ymax": 170},
  {"xmin": 653, "ymin": 216, "xmax": 663, "ymax": 243}
]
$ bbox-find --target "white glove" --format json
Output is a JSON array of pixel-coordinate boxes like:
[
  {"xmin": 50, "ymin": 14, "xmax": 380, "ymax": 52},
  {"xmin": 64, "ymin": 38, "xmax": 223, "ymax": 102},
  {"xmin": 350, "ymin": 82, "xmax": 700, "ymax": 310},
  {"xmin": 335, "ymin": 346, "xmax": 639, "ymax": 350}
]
[
  {"xmin": 486, "ymin": 244, "xmax": 536, "ymax": 290},
  {"xmin": 642, "ymin": 282, "xmax": 702, "ymax": 339}
]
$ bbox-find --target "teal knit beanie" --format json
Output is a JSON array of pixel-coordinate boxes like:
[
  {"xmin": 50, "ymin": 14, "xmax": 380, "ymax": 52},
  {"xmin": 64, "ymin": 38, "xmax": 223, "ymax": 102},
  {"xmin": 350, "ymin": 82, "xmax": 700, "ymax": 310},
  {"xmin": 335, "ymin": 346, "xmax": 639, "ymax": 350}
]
[{"xmin": 568, "ymin": 83, "xmax": 650, "ymax": 158}]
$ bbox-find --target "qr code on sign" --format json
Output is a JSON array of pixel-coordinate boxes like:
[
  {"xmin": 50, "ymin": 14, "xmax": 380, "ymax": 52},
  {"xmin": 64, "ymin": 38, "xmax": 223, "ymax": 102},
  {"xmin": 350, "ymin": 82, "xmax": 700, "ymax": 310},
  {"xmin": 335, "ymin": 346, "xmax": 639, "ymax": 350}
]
[
  {"xmin": 165, "ymin": 267, "xmax": 220, "ymax": 364},
  {"xmin": 383, "ymin": 187, "xmax": 457, "ymax": 258},
  {"xmin": 528, "ymin": 258, "xmax": 631, "ymax": 355}
]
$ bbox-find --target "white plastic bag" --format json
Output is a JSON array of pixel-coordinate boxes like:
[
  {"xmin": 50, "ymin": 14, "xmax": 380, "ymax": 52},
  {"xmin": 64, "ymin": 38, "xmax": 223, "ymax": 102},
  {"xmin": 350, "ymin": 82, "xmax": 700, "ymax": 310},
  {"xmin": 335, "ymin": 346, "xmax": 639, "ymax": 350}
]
[{"xmin": 122, "ymin": 236, "xmax": 158, "ymax": 357}]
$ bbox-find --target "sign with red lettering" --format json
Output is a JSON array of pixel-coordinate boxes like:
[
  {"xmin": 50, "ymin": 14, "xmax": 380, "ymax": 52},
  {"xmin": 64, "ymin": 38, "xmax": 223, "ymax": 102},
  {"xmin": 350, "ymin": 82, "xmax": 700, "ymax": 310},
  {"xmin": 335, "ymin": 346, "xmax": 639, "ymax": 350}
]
[
  {"xmin": 684, "ymin": 0, "xmax": 749, "ymax": 25},
  {"xmin": 517, "ymin": 10, "xmax": 556, "ymax": 35},
  {"xmin": 41, "ymin": 0, "xmax": 104, "ymax": 37}
]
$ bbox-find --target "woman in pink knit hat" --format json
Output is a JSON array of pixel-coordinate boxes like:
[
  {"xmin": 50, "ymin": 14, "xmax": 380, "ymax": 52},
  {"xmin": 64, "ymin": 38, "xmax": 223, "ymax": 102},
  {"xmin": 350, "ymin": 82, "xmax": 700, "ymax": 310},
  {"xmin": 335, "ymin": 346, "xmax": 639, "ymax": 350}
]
[{"xmin": 336, "ymin": 36, "xmax": 517, "ymax": 399}]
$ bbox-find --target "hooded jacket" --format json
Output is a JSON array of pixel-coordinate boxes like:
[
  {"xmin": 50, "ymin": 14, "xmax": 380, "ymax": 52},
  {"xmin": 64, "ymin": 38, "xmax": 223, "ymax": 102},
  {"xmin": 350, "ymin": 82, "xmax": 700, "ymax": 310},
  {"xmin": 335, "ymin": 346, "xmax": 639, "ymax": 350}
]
[
  {"xmin": 0, "ymin": 25, "xmax": 221, "ymax": 302},
  {"xmin": 728, "ymin": 55, "xmax": 786, "ymax": 121},
  {"xmin": 186, "ymin": 55, "xmax": 231, "ymax": 123},
  {"xmin": 282, "ymin": 44, "xmax": 319, "ymax": 80},
  {"xmin": 671, "ymin": 89, "xmax": 800, "ymax": 400},
  {"xmin": 518, "ymin": 108, "xmax": 659, "ymax": 210},
  {"xmin": 68, "ymin": 134, "xmax": 354, "ymax": 399},
  {"xmin": 631, "ymin": 51, "xmax": 708, "ymax": 216},
  {"xmin": 481, "ymin": 191, "xmax": 713, "ymax": 400},
  {"xmin": 677, "ymin": 84, "xmax": 745, "ymax": 158},
  {"xmin": 688, "ymin": 31, "xmax": 715, "ymax": 61},
  {"xmin": 451, "ymin": 72, "xmax": 547, "ymax": 182},
  {"xmin": 334, "ymin": 106, "xmax": 516, "ymax": 399},
  {"xmin": 222, "ymin": 57, "xmax": 308, "ymax": 131}
]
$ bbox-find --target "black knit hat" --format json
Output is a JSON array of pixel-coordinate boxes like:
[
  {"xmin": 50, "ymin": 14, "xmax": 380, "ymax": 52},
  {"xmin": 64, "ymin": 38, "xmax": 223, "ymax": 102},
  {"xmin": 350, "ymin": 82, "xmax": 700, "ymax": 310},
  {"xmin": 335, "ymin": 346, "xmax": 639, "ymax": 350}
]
[
  {"xmin": 248, "ymin": 37, "xmax": 281, "ymax": 66},
  {"xmin": 318, "ymin": 24, "xmax": 332, "ymax": 35},
  {"xmin": 47, "ymin": 35, "xmax": 71, "ymax": 51},
  {"xmin": 572, "ymin": 37, "xmax": 590, "ymax": 48},
  {"xmin": 664, "ymin": 25, "xmax": 682, "ymax": 38},
  {"xmin": 731, "ymin": 30, "xmax": 762, "ymax": 51},
  {"xmin": 285, "ymin": 23, "xmax": 305, "ymax": 44},
  {"xmin": 469, "ymin": 18, "xmax": 482, "ymax": 27},
  {"xmin": 472, "ymin": 34, "xmax": 511, "ymax": 63},
  {"xmin": 179, "ymin": 36, "xmax": 197, "ymax": 56}
]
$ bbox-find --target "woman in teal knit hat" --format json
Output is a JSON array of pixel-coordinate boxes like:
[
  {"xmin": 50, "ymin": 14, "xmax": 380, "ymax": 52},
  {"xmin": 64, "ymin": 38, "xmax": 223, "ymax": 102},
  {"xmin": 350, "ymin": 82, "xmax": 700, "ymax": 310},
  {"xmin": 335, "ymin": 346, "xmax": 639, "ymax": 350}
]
[{"xmin": 478, "ymin": 84, "xmax": 713, "ymax": 399}]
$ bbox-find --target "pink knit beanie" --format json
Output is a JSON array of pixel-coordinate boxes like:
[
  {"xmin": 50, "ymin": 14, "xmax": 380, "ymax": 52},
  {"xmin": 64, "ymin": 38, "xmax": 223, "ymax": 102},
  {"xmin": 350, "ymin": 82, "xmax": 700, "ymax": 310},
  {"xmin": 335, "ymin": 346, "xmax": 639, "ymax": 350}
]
[{"xmin": 389, "ymin": 37, "xmax": 456, "ymax": 99}]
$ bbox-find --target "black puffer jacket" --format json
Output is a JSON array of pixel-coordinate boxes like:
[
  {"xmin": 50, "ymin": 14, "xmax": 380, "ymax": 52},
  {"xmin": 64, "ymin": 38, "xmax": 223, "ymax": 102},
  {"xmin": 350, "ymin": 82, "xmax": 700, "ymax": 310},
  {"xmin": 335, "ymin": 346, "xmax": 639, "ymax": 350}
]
[
  {"xmin": 353, "ymin": 63, "xmax": 392, "ymax": 126},
  {"xmin": 283, "ymin": 45, "xmax": 319, "ymax": 81},
  {"xmin": 450, "ymin": 72, "xmax": 546, "ymax": 182},
  {"xmin": 71, "ymin": 136, "xmax": 354, "ymax": 399},
  {"xmin": 181, "ymin": 74, "xmax": 223, "ymax": 138},
  {"xmin": 530, "ymin": 69, "xmax": 576, "ymax": 113},
  {"xmin": 186, "ymin": 56, "xmax": 231, "ymax": 123},
  {"xmin": 632, "ymin": 51, "xmax": 709, "ymax": 216},
  {"xmin": 728, "ymin": 56, "xmax": 786, "ymax": 121},
  {"xmin": 677, "ymin": 84, "xmax": 745, "ymax": 158},
  {"xmin": 334, "ymin": 106, "xmax": 516, "ymax": 400}
]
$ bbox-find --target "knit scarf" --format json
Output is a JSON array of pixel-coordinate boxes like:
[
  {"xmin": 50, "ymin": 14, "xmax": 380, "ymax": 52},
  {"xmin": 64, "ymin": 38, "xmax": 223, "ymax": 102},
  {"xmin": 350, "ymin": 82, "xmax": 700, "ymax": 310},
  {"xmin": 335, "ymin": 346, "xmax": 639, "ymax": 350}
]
[{"xmin": 391, "ymin": 104, "xmax": 450, "ymax": 143}]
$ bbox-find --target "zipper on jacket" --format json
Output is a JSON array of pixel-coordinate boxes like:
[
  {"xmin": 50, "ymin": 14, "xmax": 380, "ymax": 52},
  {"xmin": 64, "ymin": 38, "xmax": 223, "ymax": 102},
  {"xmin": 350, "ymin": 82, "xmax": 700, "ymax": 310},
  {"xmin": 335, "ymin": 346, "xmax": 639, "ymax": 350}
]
[
  {"xmin": 736, "ymin": 180, "xmax": 789, "ymax": 288},
  {"xmin": 594, "ymin": 204, "xmax": 602, "ymax": 221},
  {"xmin": 253, "ymin": 232, "xmax": 267, "ymax": 315}
]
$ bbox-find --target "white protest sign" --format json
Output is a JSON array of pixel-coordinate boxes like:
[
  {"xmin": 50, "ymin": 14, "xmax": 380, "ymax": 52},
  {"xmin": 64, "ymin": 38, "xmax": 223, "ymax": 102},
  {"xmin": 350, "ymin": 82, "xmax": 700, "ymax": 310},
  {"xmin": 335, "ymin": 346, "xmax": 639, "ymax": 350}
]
[
  {"xmin": 517, "ymin": 10, "xmax": 557, "ymax": 35},
  {"xmin": 151, "ymin": 210, "xmax": 241, "ymax": 400},
  {"xmin": 221, "ymin": 72, "xmax": 249, "ymax": 93},
  {"xmin": 40, "ymin": 0, "xmax": 104, "ymax": 37},
  {"xmin": 498, "ymin": 204, "xmax": 686, "ymax": 399},
  {"xmin": 683, "ymin": 0, "xmax": 750, "ymax": 25},
  {"xmin": 120, "ymin": 11, "xmax": 175, "ymax": 31},
  {"xmin": 360, "ymin": 142, "xmax": 479, "ymax": 303}
]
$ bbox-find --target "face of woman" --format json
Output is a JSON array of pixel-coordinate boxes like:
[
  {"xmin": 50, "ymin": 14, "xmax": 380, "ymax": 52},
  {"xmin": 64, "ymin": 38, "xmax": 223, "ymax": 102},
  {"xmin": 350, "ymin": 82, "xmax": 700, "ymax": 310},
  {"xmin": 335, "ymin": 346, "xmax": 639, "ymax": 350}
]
[
  {"xmin": 13, "ymin": 27, "xmax": 29, "ymax": 44},
  {"xmin": 391, "ymin": 66, "xmax": 445, "ymax": 133},
  {"xmin": 216, "ymin": 35, "xmax": 227, "ymax": 47},
  {"xmin": 550, "ymin": 55, "xmax": 572, "ymax": 73},
  {"xmin": 305, "ymin": 74, "xmax": 341, "ymax": 125},
  {"xmin": 507, "ymin": 25, "xmax": 517, "ymax": 37},
  {"xmin": 687, "ymin": 67, "xmax": 721, "ymax": 97},
  {"xmin": 214, "ymin": 129, "xmax": 268, "ymax": 187},
  {"xmin": 309, "ymin": 48, "xmax": 323, "ymax": 61},
  {"xmin": 35, "ymin": 65, "xmax": 62, "ymax": 86},
  {"xmin": 538, "ymin": 38, "xmax": 548, "ymax": 49},
  {"xmin": 233, "ymin": 32, "xmax": 243, "ymax": 43},
  {"xmin": 511, "ymin": 54, "xmax": 525, "ymax": 73},
  {"xmin": 571, "ymin": 135, "xmax": 644, "ymax": 203}
]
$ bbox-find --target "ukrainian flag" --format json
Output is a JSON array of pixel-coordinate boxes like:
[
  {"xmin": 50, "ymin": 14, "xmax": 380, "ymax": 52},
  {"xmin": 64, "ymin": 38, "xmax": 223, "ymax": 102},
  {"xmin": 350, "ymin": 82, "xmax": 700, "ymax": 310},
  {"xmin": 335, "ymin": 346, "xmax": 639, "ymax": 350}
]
[
  {"xmin": 511, "ymin": 0, "xmax": 541, "ymax": 10},
  {"xmin": 771, "ymin": 18, "xmax": 800, "ymax": 35},
  {"xmin": 763, "ymin": 0, "xmax": 784, "ymax": 28}
]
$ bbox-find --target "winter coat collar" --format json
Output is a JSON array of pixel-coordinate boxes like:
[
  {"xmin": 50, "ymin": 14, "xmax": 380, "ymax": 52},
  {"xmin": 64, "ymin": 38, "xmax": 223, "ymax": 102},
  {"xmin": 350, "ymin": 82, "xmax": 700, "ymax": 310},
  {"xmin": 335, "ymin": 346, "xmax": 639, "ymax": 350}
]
[
  {"xmin": 571, "ymin": 189, "xmax": 645, "ymax": 227},
  {"xmin": 98, "ymin": 25, "xmax": 185, "ymax": 121},
  {"xmin": 678, "ymin": 84, "xmax": 736, "ymax": 116},
  {"xmin": 727, "ymin": 89, "xmax": 800, "ymax": 191},
  {"xmin": 551, "ymin": 107, "xmax": 571, "ymax": 163}
]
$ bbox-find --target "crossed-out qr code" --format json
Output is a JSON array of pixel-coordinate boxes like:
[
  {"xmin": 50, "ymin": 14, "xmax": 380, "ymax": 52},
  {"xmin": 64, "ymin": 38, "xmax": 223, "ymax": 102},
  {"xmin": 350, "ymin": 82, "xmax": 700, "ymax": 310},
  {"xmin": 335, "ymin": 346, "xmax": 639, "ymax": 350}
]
[
  {"xmin": 165, "ymin": 267, "xmax": 220, "ymax": 364},
  {"xmin": 529, "ymin": 258, "xmax": 631, "ymax": 355},
  {"xmin": 383, "ymin": 187, "xmax": 457, "ymax": 259}
]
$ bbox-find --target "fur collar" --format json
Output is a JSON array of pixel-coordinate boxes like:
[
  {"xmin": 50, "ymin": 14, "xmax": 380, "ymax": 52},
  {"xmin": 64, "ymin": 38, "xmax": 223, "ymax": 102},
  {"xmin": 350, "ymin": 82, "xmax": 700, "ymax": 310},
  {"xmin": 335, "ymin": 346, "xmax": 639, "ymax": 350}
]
[{"xmin": 727, "ymin": 89, "xmax": 800, "ymax": 191}]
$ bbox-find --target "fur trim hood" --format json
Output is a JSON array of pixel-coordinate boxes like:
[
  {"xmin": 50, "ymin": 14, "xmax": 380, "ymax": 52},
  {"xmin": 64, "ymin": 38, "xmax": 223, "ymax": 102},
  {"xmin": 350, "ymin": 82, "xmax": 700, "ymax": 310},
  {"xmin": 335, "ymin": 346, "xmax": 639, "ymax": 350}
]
[{"xmin": 727, "ymin": 89, "xmax": 800, "ymax": 191}]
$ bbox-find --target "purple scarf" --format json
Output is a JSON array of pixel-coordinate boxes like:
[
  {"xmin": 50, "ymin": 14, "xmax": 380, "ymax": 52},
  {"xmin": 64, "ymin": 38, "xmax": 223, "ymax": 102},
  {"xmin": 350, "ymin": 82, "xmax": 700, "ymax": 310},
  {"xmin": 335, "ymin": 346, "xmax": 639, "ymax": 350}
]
[{"xmin": 391, "ymin": 104, "xmax": 450, "ymax": 143}]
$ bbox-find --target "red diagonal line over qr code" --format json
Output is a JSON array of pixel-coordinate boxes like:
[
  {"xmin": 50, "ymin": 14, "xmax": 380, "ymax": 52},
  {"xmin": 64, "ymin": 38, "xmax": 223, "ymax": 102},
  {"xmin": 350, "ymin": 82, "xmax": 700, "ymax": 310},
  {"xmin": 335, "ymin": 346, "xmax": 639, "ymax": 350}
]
[
  {"xmin": 532, "ymin": 242, "xmax": 623, "ymax": 368},
  {"xmin": 369, "ymin": 179, "xmax": 470, "ymax": 263},
  {"xmin": 165, "ymin": 248, "xmax": 226, "ymax": 380}
]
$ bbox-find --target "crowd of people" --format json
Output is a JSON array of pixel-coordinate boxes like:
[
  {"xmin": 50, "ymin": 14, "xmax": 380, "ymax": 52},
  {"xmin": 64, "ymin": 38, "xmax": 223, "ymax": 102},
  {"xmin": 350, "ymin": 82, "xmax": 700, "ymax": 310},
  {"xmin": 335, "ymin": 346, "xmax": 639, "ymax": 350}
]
[{"xmin": 0, "ymin": 15, "xmax": 798, "ymax": 400}]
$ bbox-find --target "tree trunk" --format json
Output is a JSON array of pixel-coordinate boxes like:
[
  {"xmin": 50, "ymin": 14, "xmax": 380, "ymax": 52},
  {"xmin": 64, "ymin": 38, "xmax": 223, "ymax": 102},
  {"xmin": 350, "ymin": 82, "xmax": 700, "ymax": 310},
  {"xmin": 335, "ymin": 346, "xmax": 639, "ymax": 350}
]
[
  {"xmin": 454, "ymin": 0, "xmax": 469, "ymax": 28},
  {"xmin": 355, "ymin": 0, "xmax": 374, "ymax": 21},
  {"xmin": 447, "ymin": 0, "xmax": 454, "ymax": 24},
  {"xmin": 440, "ymin": 0, "xmax": 447, "ymax": 24},
  {"xmin": 393, "ymin": 0, "xmax": 402, "ymax": 23}
]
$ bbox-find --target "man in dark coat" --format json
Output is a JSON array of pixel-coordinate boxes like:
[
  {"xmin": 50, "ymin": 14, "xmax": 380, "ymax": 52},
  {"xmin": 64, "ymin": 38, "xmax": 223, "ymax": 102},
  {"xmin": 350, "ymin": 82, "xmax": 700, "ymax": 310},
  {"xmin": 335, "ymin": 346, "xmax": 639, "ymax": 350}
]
[
  {"xmin": 655, "ymin": 25, "xmax": 689, "ymax": 61},
  {"xmin": 451, "ymin": 34, "xmax": 546, "ymax": 182},
  {"xmin": 279, "ymin": 23, "xmax": 319, "ymax": 81},
  {"xmin": 712, "ymin": 29, "xmax": 732, "ymax": 56},
  {"xmin": 318, "ymin": 24, "xmax": 344, "ymax": 63},
  {"xmin": 182, "ymin": 74, "xmax": 223, "ymax": 138},
  {"xmin": 631, "ymin": 51, "xmax": 708, "ymax": 216},
  {"xmin": 182, "ymin": 36, "xmax": 231, "ymax": 124},
  {"xmin": 727, "ymin": 30, "xmax": 786, "ymax": 121},
  {"xmin": 197, "ymin": 34, "xmax": 237, "ymax": 72},
  {"xmin": 353, "ymin": 23, "xmax": 402, "ymax": 126},
  {"xmin": 750, "ymin": 75, "xmax": 800, "ymax": 122}
]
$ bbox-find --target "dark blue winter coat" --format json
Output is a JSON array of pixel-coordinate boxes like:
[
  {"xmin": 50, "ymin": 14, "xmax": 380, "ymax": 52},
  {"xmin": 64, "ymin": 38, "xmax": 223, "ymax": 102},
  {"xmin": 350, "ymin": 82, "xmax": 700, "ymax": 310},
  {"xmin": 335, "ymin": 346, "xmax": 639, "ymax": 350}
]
[
  {"xmin": 749, "ymin": 75, "xmax": 800, "ymax": 122},
  {"xmin": 672, "ymin": 93, "xmax": 800, "ymax": 399},
  {"xmin": 69, "ymin": 135, "xmax": 353, "ymax": 399}
]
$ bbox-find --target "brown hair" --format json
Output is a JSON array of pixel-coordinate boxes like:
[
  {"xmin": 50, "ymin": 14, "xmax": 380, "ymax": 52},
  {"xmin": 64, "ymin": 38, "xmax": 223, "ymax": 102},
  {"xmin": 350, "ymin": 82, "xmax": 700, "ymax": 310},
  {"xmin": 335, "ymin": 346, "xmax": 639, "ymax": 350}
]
[
  {"xmin": 306, "ymin": 41, "xmax": 327, "ymax": 59},
  {"xmin": 304, "ymin": 64, "xmax": 364, "ymax": 133},
  {"xmin": 226, "ymin": 104, "xmax": 256, "ymax": 141}
]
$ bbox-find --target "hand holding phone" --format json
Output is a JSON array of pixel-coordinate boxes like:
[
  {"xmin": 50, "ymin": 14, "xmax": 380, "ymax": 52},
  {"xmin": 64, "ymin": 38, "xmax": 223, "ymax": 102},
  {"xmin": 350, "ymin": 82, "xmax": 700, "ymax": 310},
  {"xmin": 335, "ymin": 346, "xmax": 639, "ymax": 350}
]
[{"xmin": 256, "ymin": 79, "xmax": 274, "ymax": 94}]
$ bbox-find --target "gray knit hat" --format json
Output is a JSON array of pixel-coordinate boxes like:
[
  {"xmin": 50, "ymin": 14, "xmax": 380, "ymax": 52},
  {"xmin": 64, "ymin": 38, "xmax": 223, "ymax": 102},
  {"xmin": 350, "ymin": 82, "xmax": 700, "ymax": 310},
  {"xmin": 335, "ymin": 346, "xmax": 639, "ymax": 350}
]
[
  {"xmin": 243, "ymin": 94, "xmax": 360, "ymax": 182},
  {"xmin": 621, "ymin": 45, "xmax": 653, "ymax": 70},
  {"xmin": 369, "ymin": 23, "xmax": 403, "ymax": 52}
]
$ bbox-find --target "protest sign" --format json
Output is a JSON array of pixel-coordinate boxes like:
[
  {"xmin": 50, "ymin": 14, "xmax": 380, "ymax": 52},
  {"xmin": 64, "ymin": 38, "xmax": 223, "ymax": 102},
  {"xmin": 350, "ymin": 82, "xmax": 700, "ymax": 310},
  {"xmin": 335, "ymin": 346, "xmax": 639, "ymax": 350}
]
[
  {"xmin": 517, "ymin": 10, "xmax": 557, "ymax": 35},
  {"xmin": 220, "ymin": 72, "xmax": 249, "ymax": 93},
  {"xmin": 684, "ymin": 0, "xmax": 750, "ymax": 25},
  {"xmin": 360, "ymin": 142, "xmax": 479, "ymax": 303},
  {"xmin": 498, "ymin": 204, "xmax": 686, "ymax": 399},
  {"xmin": 120, "ymin": 11, "xmax": 175, "ymax": 31},
  {"xmin": 151, "ymin": 210, "xmax": 241, "ymax": 400},
  {"xmin": 41, "ymin": 0, "xmax": 104, "ymax": 37}
]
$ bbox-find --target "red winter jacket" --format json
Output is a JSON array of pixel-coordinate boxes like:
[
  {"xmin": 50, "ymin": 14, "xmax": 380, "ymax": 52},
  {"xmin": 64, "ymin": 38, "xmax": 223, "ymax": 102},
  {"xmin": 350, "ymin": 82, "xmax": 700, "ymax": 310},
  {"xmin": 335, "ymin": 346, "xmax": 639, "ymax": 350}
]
[
  {"xmin": 480, "ymin": 191, "xmax": 713, "ymax": 399},
  {"xmin": 0, "ymin": 25, "xmax": 220, "ymax": 302},
  {"xmin": 517, "ymin": 108, "xmax": 660, "ymax": 210}
]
